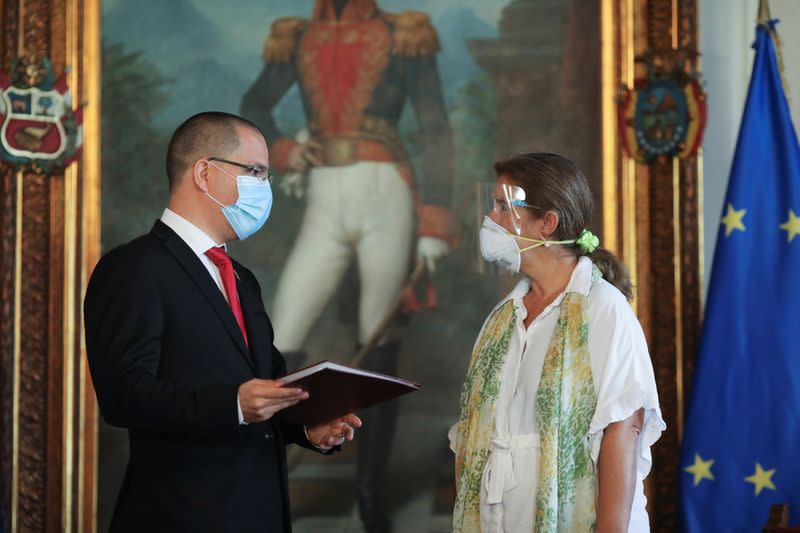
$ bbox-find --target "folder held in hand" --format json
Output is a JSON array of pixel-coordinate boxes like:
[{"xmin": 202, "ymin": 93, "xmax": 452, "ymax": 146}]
[{"xmin": 277, "ymin": 360, "xmax": 421, "ymax": 427}]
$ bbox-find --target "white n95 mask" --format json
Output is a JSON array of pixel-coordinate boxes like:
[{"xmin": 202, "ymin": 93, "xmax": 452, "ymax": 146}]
[
  {"xmin": 479, "ymin": 216, "xmax": 582, "ymax": 273},
  {"xmin": 479, "ymin": 216, "xmax": 523, "ymax": 273}
]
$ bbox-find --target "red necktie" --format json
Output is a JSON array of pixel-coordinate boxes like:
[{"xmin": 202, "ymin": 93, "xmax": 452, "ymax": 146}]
[{"xmin": 205, "ymin": 246, "xmax": 249, "ymax": 348}]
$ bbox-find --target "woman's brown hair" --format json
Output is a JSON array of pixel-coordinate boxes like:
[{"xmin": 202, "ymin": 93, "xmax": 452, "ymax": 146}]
[{"xmin": 494, "ymin": 152, "xmax": 634, "ymax": 300}]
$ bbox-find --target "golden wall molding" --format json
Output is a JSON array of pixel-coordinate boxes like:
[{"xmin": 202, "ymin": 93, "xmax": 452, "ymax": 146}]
[
  {"xmin": 0, "ymin": 1, "xmax": 100, "ymax": 532},
  {"xmin": 602, "ymin": 1, "xmax": 703, "ymax": 532}
]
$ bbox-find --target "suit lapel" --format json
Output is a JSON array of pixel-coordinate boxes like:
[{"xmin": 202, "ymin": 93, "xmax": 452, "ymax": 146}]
[
  {"xmin": 151, "ymin": 221, "xmax": 254, "ymax": 372},
  {"xmin": 236, "ymin": 271, "xmax": 273, "ymax": 379}
]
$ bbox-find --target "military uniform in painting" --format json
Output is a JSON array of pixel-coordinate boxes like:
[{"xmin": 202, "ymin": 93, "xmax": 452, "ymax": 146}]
[{"xmin": 241, "ymin": 1, "xmax": 458, "ymax": 531}]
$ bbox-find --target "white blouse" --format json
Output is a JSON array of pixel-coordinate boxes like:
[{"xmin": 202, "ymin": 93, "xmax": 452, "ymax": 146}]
[{"xmin": 450, "ymin": 257, "xmax": 665, "ymax": 533}]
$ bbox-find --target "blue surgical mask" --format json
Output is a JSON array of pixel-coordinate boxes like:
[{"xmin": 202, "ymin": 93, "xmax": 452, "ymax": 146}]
[{"xmin": 206, "ymin": 163, "xmax": 273, "ymax": 240}]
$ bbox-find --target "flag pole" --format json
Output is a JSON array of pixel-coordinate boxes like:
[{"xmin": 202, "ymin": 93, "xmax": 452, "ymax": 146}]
[
  {"xmin": 758, "ymin": 0, "xmax": 789, "ymax": 97},
  {"xmin": 758, "ymin": 0, "xmax": 772, "ymax": 25}
]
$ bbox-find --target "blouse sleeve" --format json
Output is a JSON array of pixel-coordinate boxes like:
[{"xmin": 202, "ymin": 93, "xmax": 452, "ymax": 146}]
[{"xmin": 586, "ymin": 286, "xmax": 666, "ymax": 481}]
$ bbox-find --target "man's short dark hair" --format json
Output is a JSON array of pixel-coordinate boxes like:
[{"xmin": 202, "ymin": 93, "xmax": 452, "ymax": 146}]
[{"xmin": 166, "ymin": 111, "xmax": 263, "ymax": 191}]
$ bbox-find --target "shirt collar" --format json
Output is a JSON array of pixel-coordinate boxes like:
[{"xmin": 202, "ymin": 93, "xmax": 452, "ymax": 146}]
[
  {"xmin": 561, "ymin": 256, "xmax": 595, "ymax": 298},
  {"xmin": 160, "ymin": 208, "xmax": 224, "ymax": 258},
  {"xmin": 505, "ymin": 256, "xmax": 595, "ymax": 316}
]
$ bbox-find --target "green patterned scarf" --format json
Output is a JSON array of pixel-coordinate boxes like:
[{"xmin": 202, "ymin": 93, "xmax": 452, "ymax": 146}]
[
  {"xmin": 453, "ymin": 267, "xmax": 600, "ymax": 533},
  {"xmin": 534, "ymin": 267, "xmax": 600, "ymax": 533}
]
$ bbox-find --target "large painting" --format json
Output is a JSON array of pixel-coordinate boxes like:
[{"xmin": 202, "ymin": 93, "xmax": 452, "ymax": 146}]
[{"xmin": 98, "ymin": 0, "xmax": 601, "ymax": 530}]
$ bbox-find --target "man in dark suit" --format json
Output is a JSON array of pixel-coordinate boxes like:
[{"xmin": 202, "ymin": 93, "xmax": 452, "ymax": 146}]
[{"xmin": 84, "ymin": 111, "xmax": 360, "ymax": 532}]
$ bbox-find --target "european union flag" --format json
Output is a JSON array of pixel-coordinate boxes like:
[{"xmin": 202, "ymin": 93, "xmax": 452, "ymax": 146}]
[{"xmin": 679, "ymin": 15, "xmax": 800, "ymax": 532}]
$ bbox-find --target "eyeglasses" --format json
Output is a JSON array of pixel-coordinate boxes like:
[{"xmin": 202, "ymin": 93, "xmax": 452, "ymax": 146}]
[{"xmin": 208, "ymin": 157, "xmax": 273, "ymax": 184}]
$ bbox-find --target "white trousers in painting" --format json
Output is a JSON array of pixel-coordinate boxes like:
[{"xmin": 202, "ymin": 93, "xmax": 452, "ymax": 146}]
[{"xmin": 272, "ymin": 161, "xmax": 414, "ymax": 352}]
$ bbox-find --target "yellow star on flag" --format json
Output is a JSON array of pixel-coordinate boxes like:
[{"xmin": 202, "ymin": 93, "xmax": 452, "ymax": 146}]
[
  {"xmin": 779, "ymin": 209, "xmax": 800, "ymax": 243},
  {"xmin": 684, "ymin": 453, "xmax": 715, "ymax": 486},
  {"xmin": 745, "ymin": 463, "xmax": 776, "ymax": 496},
  {"xmin": 721, "ymin": 204, "xmax": 747, "ymax": 237}
]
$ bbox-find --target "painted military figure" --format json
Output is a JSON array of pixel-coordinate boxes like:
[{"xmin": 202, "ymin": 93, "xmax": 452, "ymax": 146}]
[{"xmin": 240, "ymin": 0, "xmax": 458, "ymax": 531}]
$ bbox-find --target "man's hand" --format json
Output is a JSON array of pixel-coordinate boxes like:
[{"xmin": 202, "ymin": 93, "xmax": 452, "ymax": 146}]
[
  {"xmin": 306, "ymin": 414, "xmax": 362, "ymax": 450},
  {"xmin": 238, "ymin": 379, "xmax": 309, "ymax": 424},
  {"xmin": 287, "ymin": 141, "xmax": 322, "ymax": 173}
]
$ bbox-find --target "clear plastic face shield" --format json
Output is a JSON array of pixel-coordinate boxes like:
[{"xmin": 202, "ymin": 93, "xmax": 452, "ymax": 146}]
[
  {"xmin": 475, "ymin": 181, "xmax": 537, "ymax": 274},
  {"xmin": 476, "ymin": 181, "xmax": 591, "ymax": 274},
  {"xmin": 477, "ymin": 181, "xmax": 537, "ymax": 237}
]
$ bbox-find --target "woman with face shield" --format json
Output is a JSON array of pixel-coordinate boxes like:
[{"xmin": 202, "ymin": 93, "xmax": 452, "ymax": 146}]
[{"xmin": 450, "ymin": 153, "xmax": 665, "ymax": 533}]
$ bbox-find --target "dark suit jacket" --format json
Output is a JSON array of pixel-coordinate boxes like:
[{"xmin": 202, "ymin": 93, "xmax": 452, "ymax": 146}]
[{"xmin": 84, "ymin": 220, "xmax": 330, "ymax": 533}]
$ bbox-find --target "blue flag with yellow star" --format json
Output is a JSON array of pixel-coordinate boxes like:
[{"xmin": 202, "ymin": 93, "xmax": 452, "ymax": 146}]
[{"xmin": 679, "ymin": 18, "xmax": 800, "ymax": 532}]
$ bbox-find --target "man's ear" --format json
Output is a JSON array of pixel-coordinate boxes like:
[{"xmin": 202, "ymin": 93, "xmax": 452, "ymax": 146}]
[{"xmin": 193, "ymin": 159, "xmax": 210, "ymax": 193}]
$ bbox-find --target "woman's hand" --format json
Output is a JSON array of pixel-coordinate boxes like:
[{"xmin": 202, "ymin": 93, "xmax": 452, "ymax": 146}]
[{"xmin": 596, "ymin": 407, "xmax": 644, "ymax": 533}]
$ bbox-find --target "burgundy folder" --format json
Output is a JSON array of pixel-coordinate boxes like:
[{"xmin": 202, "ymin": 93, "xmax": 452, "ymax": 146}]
[{"xmin": 277, "ymin": 360, "xmax": 420, "ymax": 427}]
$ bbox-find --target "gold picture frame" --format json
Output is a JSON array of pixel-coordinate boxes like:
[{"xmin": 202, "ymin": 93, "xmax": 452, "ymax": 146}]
[{"xmin": 0, "ymin": 0, "xmax": 101, "ymax": 531}]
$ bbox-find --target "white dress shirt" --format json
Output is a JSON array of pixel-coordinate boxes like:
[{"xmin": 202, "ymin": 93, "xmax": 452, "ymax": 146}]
[{"xmin": 160, "ymin": 208, "xmax": 246, "ymax": 424}]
